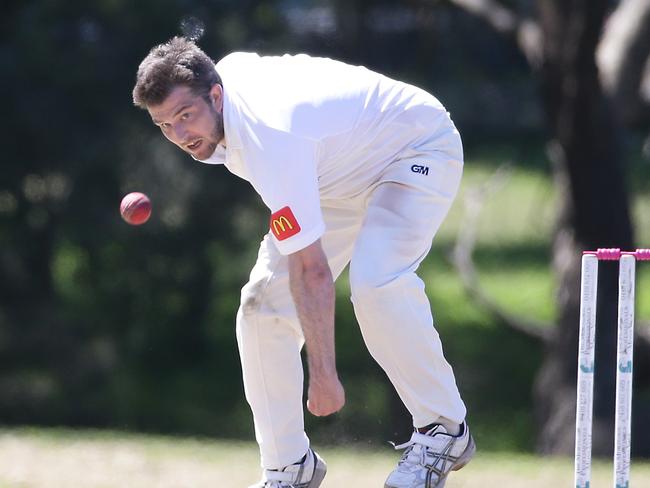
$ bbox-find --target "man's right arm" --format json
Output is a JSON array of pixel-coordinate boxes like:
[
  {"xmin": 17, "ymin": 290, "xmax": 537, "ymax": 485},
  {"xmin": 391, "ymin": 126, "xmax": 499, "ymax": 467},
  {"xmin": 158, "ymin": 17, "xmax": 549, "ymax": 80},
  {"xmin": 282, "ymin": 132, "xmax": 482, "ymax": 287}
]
[{"xmin": 288, "ymin": 239, "xmax": 345, "ymax": 417}]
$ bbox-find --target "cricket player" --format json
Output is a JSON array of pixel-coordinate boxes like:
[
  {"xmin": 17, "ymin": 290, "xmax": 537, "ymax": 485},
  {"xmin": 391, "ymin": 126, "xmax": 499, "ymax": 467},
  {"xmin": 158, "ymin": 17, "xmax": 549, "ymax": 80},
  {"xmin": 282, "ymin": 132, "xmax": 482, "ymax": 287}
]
[{"xmin": 133, "ymin": 36, "xmax": 475, "ymax": 488}]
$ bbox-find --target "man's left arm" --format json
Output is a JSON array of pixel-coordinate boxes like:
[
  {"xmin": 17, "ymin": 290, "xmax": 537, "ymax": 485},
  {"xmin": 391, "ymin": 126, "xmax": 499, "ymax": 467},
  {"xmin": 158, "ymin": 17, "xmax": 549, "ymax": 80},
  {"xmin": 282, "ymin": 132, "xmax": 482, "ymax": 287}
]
[{"xmin": 288, "ymin": 239, "xmax": 345, "ymax": 417}]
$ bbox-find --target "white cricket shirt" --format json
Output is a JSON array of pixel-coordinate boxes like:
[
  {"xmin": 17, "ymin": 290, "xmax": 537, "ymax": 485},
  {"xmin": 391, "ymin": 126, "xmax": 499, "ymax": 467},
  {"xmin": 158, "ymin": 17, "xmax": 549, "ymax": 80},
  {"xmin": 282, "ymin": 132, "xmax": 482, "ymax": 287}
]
[{"xmin": 198, "ymin": 52, "xmax": 458, "ymax": 254}]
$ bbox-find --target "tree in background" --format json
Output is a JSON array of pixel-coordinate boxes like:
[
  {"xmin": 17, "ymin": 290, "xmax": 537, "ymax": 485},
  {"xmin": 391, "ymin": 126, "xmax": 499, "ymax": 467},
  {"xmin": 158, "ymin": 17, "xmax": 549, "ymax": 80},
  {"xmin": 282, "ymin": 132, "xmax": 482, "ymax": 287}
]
[
  {"xmin": 598, "ymin": 0, "xmax": 650, "ymax": 128},
  {"xmin": 447, "ymin": 0, "xmax": 650, "ymax": 455}
]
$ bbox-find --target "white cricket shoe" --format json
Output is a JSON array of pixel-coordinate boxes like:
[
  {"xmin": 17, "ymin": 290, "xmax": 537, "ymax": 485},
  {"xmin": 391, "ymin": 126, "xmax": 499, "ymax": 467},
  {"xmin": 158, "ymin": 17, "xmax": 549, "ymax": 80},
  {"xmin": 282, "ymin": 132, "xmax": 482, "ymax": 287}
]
[
  {"xmin": 384, "ymin": 421, "xmax": 475, "ymax": 488},
  {"xmin": 249, "ymin": 449, "xmax": 327, "ymax": 488}
]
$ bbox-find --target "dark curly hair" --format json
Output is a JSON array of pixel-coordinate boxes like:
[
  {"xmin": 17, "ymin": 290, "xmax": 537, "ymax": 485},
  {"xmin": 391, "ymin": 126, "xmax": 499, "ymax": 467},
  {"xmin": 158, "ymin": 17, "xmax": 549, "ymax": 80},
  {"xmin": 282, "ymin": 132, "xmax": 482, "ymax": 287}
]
[{"xmin": 132, "ymin": 36, "xmax": 221, "ymax": 108}]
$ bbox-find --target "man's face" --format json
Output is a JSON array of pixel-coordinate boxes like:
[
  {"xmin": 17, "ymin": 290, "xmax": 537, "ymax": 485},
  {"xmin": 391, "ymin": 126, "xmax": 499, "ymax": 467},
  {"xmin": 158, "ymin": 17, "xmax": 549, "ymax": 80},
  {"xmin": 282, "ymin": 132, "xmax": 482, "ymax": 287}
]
[{"xmin": 148, "ymin": 84, "xmax": 225, "ymax": 161}]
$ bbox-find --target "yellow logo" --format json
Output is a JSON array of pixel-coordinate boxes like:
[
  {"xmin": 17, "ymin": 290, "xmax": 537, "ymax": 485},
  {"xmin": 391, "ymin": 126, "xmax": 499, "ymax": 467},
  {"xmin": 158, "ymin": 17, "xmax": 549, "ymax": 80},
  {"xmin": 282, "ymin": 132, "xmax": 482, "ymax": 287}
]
[
  {"xmin": 269, "ymin": 206, "xmax": 301, "ymax": 240},
  {"xmin": 272, "ymin": 216, "xmax": 294, "ymax": 234}
]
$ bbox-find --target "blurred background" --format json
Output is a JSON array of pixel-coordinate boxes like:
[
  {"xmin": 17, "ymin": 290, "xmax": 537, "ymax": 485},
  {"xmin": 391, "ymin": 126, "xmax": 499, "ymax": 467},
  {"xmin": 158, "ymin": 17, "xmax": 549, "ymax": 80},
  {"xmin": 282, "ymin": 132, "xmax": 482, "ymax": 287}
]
[{"xmin": 2, "ymin": 0, "xmax": 650, "ymax": 483}]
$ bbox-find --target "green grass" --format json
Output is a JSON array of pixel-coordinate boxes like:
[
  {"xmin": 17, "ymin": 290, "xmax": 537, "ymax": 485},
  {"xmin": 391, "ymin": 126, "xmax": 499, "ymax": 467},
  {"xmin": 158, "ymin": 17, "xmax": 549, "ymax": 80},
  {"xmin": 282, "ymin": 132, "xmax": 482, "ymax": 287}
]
[
  {"xmin": 1, "ymin": 428, "xmax": 649, "ymax": 488},
  {"xmin": 438, "ymin": 164, "xmax": 556, "ymax": 247},
  {"xmin": 430, "ymin": 159, "xmax": 650, "ymax": 325}
]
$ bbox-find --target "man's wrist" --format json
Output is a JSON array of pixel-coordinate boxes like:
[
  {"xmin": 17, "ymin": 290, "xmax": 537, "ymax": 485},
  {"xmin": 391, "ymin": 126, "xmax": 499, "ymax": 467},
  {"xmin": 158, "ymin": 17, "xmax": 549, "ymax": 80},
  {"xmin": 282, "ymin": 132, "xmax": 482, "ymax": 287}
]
[{"xmin": 308, "ymin": 363, "xmax": 338, "ymax": 379}]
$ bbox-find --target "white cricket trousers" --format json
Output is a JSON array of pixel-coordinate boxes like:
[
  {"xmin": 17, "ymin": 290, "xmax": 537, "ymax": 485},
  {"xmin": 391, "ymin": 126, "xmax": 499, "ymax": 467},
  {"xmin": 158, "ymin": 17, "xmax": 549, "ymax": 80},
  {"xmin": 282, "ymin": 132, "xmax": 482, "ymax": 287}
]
[{"xmin": 236, "ymin": 129, "xmax": 467, "ymax": 469}]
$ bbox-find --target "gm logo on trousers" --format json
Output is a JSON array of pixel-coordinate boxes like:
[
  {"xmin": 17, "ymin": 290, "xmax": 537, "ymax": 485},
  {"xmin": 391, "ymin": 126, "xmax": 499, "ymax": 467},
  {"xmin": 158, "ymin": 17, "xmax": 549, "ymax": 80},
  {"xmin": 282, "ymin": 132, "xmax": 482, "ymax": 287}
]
[{"xmin": 411, "ymin": 164, "xmax": 429, "ymax": 175}]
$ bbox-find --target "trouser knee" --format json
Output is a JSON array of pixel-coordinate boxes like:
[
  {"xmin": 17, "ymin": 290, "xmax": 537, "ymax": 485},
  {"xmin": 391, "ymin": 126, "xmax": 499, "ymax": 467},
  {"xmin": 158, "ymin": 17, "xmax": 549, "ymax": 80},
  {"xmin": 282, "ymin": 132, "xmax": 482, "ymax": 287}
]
[{"xmin": 350, "ymin": 267, "xmax": 422, "ymax": 304}]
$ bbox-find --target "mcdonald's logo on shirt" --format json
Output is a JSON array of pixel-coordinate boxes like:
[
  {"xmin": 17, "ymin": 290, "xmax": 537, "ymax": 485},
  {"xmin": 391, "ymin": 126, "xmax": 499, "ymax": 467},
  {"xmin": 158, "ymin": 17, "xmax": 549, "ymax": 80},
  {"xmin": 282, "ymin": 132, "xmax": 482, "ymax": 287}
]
[{"xmin": 270, "ymin": 206, "xmax": 301, "ymax": 240}]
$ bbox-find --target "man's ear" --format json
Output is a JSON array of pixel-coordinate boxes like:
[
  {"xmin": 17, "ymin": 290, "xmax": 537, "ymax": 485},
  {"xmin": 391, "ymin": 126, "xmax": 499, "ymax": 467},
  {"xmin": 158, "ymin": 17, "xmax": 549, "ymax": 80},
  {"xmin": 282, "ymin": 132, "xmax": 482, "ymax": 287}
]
[{"xmin": 209, "ymin": 83, "xmax": 223, "ymax": 112}]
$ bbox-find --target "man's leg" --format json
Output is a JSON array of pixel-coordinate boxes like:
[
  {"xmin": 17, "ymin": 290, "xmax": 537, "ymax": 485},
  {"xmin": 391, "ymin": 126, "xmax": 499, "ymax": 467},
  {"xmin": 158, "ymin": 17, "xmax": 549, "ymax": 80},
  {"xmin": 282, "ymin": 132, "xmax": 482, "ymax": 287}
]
[
  {"xmin": 349, "ymin": 149, "xmax": 475, "ymax": 487},
  {"xmin": 236, "ymin": 201, "xmax": 364, "ymax": 470},
  {"xmin": 349, "ymin": 159, "xmax": 465, "ymax": 430}
]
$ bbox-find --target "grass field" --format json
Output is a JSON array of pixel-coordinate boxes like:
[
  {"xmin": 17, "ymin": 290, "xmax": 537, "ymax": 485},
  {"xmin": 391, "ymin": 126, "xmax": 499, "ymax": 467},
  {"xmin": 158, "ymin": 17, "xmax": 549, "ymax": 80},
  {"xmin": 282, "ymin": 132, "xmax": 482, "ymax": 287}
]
[
  {"xmin": 435, "ymin": 159, "xmax": 650, "ymax": 322},
  {"xmin": 1, "ymin": 428, "xmax": 649, "ymax": 488}
]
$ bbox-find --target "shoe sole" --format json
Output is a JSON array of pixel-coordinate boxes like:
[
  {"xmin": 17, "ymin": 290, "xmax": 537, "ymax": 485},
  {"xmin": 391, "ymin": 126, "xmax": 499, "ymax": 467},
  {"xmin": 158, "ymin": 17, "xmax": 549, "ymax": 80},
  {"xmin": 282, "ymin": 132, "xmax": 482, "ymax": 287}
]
[
  {"xmin": 452, "ymin": 433, "xmax": 476, "ymax": 471},
  {"xmin": 308, "ymin": 451, "xmax": 327, "ymax": 488}
]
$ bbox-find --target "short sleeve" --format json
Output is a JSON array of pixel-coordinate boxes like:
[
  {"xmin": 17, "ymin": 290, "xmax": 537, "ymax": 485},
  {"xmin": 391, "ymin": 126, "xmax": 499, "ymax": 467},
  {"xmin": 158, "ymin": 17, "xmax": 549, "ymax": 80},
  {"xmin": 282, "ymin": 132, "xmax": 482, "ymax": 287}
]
[{"xmin": 242, "ymin": 125, "xmax": 325, "ymax": 255}]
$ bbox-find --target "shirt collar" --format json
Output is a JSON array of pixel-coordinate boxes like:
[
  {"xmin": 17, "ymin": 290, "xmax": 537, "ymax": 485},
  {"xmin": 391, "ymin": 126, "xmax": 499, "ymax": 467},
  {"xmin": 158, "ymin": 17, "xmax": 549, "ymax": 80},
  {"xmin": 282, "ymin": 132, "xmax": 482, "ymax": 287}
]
[{"xmin": 195, "ymin": 143, "xmax": 227, "ymax": 164}]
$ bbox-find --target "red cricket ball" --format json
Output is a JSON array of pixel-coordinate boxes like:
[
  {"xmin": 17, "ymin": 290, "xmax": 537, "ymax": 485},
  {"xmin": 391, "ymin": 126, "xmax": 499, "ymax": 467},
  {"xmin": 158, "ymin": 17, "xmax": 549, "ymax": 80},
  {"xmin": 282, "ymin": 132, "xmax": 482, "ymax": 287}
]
[{"xmin": 120, "ymin": 192, "xmax": 152, "ymax": 225}]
